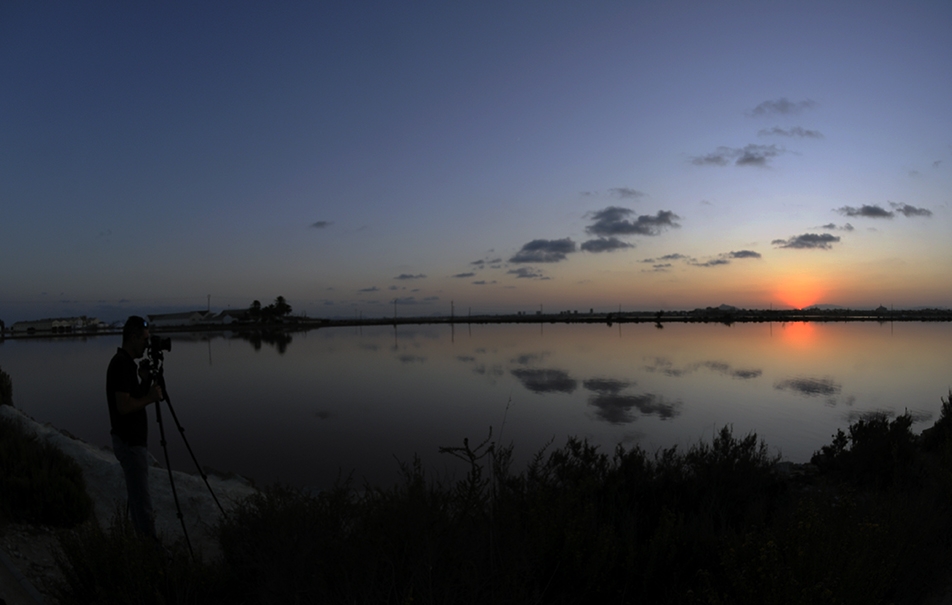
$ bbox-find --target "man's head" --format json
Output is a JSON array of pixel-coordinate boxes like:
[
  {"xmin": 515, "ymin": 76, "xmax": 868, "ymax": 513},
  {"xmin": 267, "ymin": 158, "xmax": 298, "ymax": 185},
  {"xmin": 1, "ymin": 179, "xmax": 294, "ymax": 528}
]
[{"xmin": 122, "ymin": 316, "xmax": 150, "ymax": 358}]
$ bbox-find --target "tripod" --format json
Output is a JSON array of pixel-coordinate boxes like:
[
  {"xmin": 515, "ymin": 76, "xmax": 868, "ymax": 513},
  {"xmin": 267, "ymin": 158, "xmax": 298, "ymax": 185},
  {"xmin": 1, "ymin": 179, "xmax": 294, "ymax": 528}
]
[{"xmin": 149, "ymin": 345, "xmax": 226, "ymax": 559}]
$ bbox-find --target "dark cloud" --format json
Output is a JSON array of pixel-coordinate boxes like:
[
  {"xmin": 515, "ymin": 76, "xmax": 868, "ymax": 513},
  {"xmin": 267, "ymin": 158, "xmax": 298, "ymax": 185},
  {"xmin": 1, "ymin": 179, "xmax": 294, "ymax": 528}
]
[
  {"xmin": 588, "ymin": 393, "xmax": 681, "ymax": 424},
  {"xmin": 641, "ymin": 253, "xmax": 690, "ymax": 263},
  {"xmin": 775, "ymin": 376, "xmax": 842, "ymax": 398},
  {"xmin": 747, "ymin": 98, "xmax": 816, "ymax": 117},
  {"xmin": 728, "ymin": 250, "xmax": 761, "ymax": 259},
  {"xmin": 691, "ymin": 144, "xmax": 785, "ymax": 167},
  {"xmin": 586, "ymin": 207, "xmax": 681, "ymax": 237},
  {"xmin": 822, "ymin": 223, "xmax": 854, "ymax": 231},
  {"xmin": 310, "ymin": 221, "xmax": 333, "ymax": 229},
  {"xmin": 471, "ymin": 257, "xmax": 503, "ymax": 267},
  {"xmin": 358, "ymin": 286, "xmax": 380, "ymax": 293},
  {"xmin": 453, "ymin": 272, "xmax": 476, "ymax": 278},
  {"xmin": 757, "ymin": 126, "xmax": 824, "ymax": 139},
  {"xmin": 581, "ymin": 237, "xmax": 634, "ymax": 253},
  {"xmin": 511, "ymin": 368, "xmax": 577, "ymax": 394},
  {"xmin": 772, "ymin": 233, "xmax": 840, "ymax": 250},
  {"xmin": 507, "ymin": 267, "xmax": 546, "ymax": 279},
  {"xmin": 837, "ymin": 204, "xmax": 894, "ymax": 218},
  {"xmin": 693, "ymin": 259, "xmax": 731, "ymax": 267},
  {"xmin": 395, "ymin": 273, "xmax": 426, "ymax": 280},
  {"xmin": 509, "ymin": 238, "xmax": 577, "ymax": 263},
  {"xmin": 608, "ymin": 187, "xmax": 646, "ymax": 199},
  {"xmin": 933, "ymin": 160, "xmax": 942, "ymax": 169},
  {"xmin": 583, "ymin": 378, "xmax": 632, "ymax": 395},
  {"xmin": 891, "ymin": 203, "xmax": 933, "ymax": 217}
]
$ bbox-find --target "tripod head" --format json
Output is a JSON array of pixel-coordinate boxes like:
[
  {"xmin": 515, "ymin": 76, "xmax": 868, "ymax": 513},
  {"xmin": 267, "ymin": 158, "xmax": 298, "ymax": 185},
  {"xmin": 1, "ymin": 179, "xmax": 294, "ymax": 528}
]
[{"xmin": 146, "ymin": 335, "xmax": 172, "ymax": 378}]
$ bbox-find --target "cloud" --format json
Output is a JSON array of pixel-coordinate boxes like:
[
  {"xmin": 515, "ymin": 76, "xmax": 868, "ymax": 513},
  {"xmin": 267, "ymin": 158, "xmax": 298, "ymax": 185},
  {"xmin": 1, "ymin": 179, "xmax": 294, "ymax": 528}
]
[
  {"xmin": 608, "ymin": 187, "xmax": 646, "ymax": 199},
  {"xmin": 358, "ymin": 286, "xmax": 380, "ymax": 292},
  {"xmin": 822, "ymin": 223, "xmax": 855, "ymax": 231},
  {"xmin": 507, "ymin": 267, "xmax": 545, "ymax": 279},
  {"xmin": 728, "ymin": 250, "xmax": 761, "ymax": 259},
  {"xmin": 757, "ymin": 126, "xmax": 824, "ymax": 139},
  {"xmin": 588, "ymin": 393, "xmax": 681, "ymax": 424},
  {"xmin": 453, "ymin": 272, "xmax": 476, "ymax": 278},
  {"xmin": 395, "ymin": 273, "xmax": 426, "ymax": 280},
  {"xmin": 580, "ymin": 237, "xmax": 634, "ymax": 253},
  {"xmin": 583, "ymin": 378, "xmax": 632, "ymax": 395},
  {"xmin": 891, "ymin": 202, "xmax": 933, "ymax": 217},
  {"xmin": 509, "ymin": 238, "xmax": 577, "ymax": 263},
  {"xmin": 691, "ymin": 144, "xmax": 785, "ymax": 167},
  {"xmin": 586, "ymin": 207, "xmax": 681, "ymax": 237},
  {"xmin": 772, "ymin": 233, "xmax": 840, "ymax": 250},
  {"xmin": 837, "ymin": 204, "xmax": 894, "ymax": 218},
  {"xmin": 310, "ymin": 221, "xmax": 333, "ymax": 229},
  {"xmin": 774, "ymin": 376, "xmax": 842, "ymax": 398},
  {"xmin": 747, "ymin": 98, "xmax": 816, "ymax": 117},
  {"xmin": 471, "ymin": 257, "xmax": 503, "ymax": 267},
  {"xmin": 511, "ymin": 368, "xmax": 577, "ymax": 394},
  {"xmin": 641, "ymin": 253, "xmax": 689, "ymax": 263},
  {"xmin": 692, "ymin": 258, "xmax": 731, "ymax": 267}
]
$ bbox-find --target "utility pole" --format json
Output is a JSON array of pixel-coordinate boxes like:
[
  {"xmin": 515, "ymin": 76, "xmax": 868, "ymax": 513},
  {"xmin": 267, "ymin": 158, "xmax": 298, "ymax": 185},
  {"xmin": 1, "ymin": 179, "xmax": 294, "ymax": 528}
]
[{"xmin": 451, "ymin": 300, "xmax": 454, "ymax": 320}]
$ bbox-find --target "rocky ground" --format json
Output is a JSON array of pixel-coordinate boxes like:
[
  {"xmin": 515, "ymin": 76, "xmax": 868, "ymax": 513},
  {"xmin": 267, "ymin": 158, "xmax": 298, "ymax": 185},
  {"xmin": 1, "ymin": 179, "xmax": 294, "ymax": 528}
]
[{"xmin": 0, "ymin": 404, "xmax": 258, "ymax": 603}]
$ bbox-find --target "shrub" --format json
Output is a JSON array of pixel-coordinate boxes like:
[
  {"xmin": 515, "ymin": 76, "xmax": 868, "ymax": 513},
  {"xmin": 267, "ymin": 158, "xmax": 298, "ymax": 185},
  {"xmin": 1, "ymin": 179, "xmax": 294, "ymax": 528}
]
[
  {"xmin": 53, "ymin": 510, "xmax": 222, "ymax": 605},
  {"xmin": 811, "ymin": 412, "xmax": 920, "ymax": 489}
]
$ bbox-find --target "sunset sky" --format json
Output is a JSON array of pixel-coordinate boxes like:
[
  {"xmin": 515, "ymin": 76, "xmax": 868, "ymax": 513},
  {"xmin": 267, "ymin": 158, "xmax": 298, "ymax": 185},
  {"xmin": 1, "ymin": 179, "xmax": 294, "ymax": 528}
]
[{"xmin": 3, "ymin": 1, "xmax": 951, "ymax": 323}]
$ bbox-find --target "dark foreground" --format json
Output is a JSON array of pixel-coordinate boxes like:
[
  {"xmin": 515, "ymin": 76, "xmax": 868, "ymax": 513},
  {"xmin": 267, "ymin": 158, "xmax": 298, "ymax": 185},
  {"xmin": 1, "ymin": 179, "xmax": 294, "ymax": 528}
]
[{"xmin": 1, "ymin": 384, "xmax": 949, "ymax": 605}]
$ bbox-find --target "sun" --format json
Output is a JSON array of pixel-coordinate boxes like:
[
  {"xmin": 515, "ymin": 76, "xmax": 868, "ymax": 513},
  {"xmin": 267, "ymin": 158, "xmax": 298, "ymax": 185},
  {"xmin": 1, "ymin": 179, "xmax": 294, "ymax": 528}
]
[{"xmin": 774, "ymin": 277, "xmax": 824, "ymax": 310}]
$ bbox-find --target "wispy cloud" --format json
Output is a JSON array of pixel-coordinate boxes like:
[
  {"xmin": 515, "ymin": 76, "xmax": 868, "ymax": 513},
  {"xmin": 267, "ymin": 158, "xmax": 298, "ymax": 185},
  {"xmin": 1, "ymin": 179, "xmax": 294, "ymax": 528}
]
[
  {"xmin": 757, "ymin": 126, "xmax": 823, "ymax": 139},
  {"xmin": 586, "ymin": 207, "xmax": 681, "ymax": 237},
  {"xmin": 772, "ymin": 233, "xmax": 840, "ymax": 250},
  {"xmin": 746, "ymin": 97, "xmax": 816, "ymax": 117},
  {"xmin": 836, "ymin": 203, "xmax": 932, "ymax": 219},
  {"xmin": 727, "ymin": 250, "xmax": 761, "ymax": 259},
  {"xmin": 691, "ymin": 144, "xmax": 786, "ymax": 167},
  {"xmin": 358, "ymin": 286, "xmax": 380, "ymax": 292},
  {"xmin": 310, "ymin": 221, "xmax": 333, "ymax": 229},
  {"xmin": 509, "ymin": 238, "xmax": 577, "ymax": 263},
  {"xmin": 507, "ymin": 267, "xmax": 547, "ymax": 279},
  {"xmin": 511, "ymin": 368, "xmax": 577, "ymax": 394},
  {"xmin": 822, "ymin": 223, "xmax": 855, "ymax": 231},
  {"xmin": 837, "ymin": 204, "xmax": 894, "ymax": 218},
  {"xmin": 580, "ymin": 237, "xmax": 634, "ymax": 253},
  {"xmin": 395, "ymin": 273, "xmax": 426, "ymax": 280},
  {"xmin": 891, "ymin": 202, "xmax": 933, "ymax": 217},
  {"xmin": 453, "ymin": 272, "xmax": 476, "ymax": 278},
  {"xmin": 608, "ymin": 187, "xmax": 646, "ymax": 199}
]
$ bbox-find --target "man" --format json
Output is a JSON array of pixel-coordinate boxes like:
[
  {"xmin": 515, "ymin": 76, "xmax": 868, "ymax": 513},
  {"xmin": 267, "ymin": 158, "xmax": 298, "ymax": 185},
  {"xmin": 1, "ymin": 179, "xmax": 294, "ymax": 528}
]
[{"xmin": 107, "ymin": 315, "xmax": 164, "ymax": 538}]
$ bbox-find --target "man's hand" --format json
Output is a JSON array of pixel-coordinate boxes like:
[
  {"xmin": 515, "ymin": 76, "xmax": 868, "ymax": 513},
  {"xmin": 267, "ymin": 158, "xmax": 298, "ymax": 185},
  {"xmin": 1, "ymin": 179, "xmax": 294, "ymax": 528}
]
[
  {"xmin": 138, "ymin": 360, "xmax": 151, "ymax": 383},
  {"xmin": 148, "ymin": 383, "xmax": 164, "ymax": 403}
]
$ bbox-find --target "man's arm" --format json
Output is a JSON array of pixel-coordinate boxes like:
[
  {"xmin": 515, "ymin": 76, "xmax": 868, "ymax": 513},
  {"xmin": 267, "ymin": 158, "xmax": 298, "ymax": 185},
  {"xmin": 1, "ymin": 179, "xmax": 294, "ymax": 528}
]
[{"xmin": 115, "ymin": 383, "xmax": 163, "ymax": 415}]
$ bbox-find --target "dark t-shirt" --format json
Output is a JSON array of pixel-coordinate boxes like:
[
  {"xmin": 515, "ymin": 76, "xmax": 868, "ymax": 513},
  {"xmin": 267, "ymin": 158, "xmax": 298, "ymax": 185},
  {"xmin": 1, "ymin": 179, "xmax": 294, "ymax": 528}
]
[{"xmin": 107, "ymin": 348, "xmax": 149, "ymax": 446}]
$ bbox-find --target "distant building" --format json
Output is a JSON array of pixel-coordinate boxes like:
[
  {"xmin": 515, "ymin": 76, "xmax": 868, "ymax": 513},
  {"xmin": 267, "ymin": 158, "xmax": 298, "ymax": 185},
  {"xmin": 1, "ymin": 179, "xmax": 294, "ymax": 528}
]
[
  {"xmin": 11, "ymin": 316, "xmax": 104, "ymax": 334},
  {"xmin": 147, "ymin": 311, "xmax": 214, "ymax": 328}
]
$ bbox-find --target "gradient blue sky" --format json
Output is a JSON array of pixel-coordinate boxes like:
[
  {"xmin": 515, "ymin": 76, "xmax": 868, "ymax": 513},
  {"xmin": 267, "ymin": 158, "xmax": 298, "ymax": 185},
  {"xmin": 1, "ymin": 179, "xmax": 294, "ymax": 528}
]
[{"xmin": 3, "ymin": 1, "xmax": 951, "ymax": 323}]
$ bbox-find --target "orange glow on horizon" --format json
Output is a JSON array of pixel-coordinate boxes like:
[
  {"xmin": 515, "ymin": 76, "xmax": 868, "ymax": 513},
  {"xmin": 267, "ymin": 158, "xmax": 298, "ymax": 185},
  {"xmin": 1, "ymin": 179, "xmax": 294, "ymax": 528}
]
[{"xmin": 774, "ymin": 277, "xmax": 824, "ymax": 310}]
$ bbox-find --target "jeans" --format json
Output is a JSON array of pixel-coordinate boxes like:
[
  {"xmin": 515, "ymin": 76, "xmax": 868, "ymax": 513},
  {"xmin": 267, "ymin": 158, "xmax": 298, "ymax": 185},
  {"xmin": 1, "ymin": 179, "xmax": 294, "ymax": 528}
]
[{"xmin": 112, "ymin": 434, "xmax": 156, "ymax": 539}]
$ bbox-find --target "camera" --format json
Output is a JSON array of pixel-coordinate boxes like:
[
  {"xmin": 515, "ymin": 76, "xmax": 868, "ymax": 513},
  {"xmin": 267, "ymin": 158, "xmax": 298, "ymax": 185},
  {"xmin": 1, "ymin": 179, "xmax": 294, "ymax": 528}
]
[{"xmin": 149, "ymin": 335, "xmax": 172, "ymax": 357}]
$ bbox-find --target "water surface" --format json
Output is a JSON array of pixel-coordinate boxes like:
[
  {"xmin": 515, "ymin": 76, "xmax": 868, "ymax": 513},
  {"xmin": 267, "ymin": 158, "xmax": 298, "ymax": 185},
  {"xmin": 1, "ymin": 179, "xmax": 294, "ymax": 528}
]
[{"xmin": 1, "ymin": 321, "xmax": 948, "ymax": 488}]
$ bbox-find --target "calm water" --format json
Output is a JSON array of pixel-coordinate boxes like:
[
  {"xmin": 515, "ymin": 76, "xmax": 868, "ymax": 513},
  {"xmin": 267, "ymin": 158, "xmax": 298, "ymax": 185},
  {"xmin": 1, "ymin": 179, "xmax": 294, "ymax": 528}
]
[{"xmin": 1, "ymin": 321, "xmax": 949, "ymax": 488}]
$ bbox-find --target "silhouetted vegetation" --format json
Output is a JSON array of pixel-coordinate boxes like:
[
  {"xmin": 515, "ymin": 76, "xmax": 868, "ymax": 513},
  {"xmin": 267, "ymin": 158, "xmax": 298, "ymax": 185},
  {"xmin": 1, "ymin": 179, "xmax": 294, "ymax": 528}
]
[{"xmin": 49, "ymin": 391, "xmax": 952, "ymax": 604}]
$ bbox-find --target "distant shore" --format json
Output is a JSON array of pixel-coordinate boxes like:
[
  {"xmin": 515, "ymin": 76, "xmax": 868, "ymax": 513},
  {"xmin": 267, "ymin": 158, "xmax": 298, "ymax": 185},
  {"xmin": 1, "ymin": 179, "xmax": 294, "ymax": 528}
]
[{"xmin": 2, "ymin": 307, "xmax": 951, "ymax": 340}]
